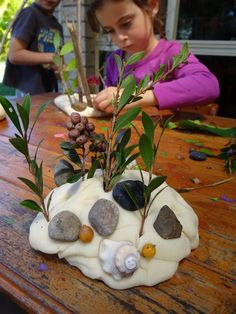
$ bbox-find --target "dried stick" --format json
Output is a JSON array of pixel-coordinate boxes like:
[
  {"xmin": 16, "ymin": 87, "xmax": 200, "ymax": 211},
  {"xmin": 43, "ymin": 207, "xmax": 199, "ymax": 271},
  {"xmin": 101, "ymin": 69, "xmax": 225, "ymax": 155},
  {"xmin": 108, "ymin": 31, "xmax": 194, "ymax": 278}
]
[
  {"xmin": 0, "ymin": 0, "xmax": 29, "ymax": 55},
  {"xmin": 67, "ymin": 22, "xmax": 93, "ymax": 107},
  {"xmin": 177, "ymin": 177, "xmax": 234, "ymax": 193}
]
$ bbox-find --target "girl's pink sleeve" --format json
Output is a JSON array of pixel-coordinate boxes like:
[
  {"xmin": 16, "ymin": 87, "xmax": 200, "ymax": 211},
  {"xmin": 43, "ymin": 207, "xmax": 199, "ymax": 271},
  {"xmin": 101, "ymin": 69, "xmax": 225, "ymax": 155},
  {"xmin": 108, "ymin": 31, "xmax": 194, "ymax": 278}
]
[{"xmin": 154, "ymin": 54, "xmax": 220, "ymax": 110}]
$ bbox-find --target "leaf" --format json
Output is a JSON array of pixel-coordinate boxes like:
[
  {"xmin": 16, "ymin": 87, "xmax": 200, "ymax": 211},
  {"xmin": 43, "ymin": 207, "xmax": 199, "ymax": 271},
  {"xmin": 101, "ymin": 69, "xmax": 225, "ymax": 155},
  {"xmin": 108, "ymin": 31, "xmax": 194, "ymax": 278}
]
[
  {"xmin": 139, "ymin": 134, "xmax": 153, "ymax": 171},
  {"xmin": 60, "ymin": 141, "xmax": 74, "ymax": 150},
  {"xmin": 118, "ymin": 77, "xmax": 136, "ymax": 111},
  {"xmin": 145, "ymin": 176, "xmax": 167, "ymax": 199},
  {"xmin": 62, "ymin": 70, "xmax": 69, "ymax": 81},
  {"xmin": 126, "ymin": 51, "xmax": 145, "ymax": 65},
  {"xmin": 87, "ymin": 159, "xmax": 100, "ymax": 179},
  {"xmin": 142, "ymin": 111, "xmax": 155, "ymax": 141},
  {"xmin": 71, "ymin": 77, "xmax": 79, "ymax": 89},
  {"xmin": 36, "ymin": 161, "xmax": 43, "ymax": 194},
  {"xmin": 22, "ymin": 94, "xmax": 31, "ymax": 115},
  {"xmin": 46, "ymin": 190, "xmax": 54, "ymax": 213},
  {"xmin": 29, "ymin": 101, "xmax": 50, "ymax": 139},
  {"xmin": 120, "ymin": 75, "xmax": 135, "ymax": 89},
  {"xmin": 60, "ymin": 41, "xmax": 74, "ymax": 56},
  {"xmin": 52, "ymin": 55, "xmax": 63, "ymax": 67},
  {"xmin": 9, "ymin": 137, "xmax": 29, "ymax": 157},
  {"xmin": 114, "ymin": 107, "xmax": 141, "ymax": 133},
  {"xmin": 124, "ymin": 144, "xmax": 138, "ymax": 158},
  {"xmin": 64, "ymin": 149, "xmax": 81, "ymax": 164},
  {"xmin": 137, "ymin": 75, "xmax": 150, "ymax": 92},
  {"xmin": 178, "ymin": 120, "xmax": 236, "ymax": 137},
  {"xmin": 114, "ymin": 54, "xmax": 122, "ymax": 75},
  {"xmin": 123, "ymin": 184, "xmax": 139, "ymax": 210},
  {"xmin": 167, "ymin": 121, "xmax": 177, "ymax": 129},
  {"xmin": 16, "ymin": 103, "xmax": 29, "ymax": 133},
  {"xmin": 0, "ymin": 95, "xmax": 23, "ymax": 136},
  {"xmin": 153, "ymin": 64, "xmax": 166, "ymax": 82},
  {"xmin": 67, "ymin": 171, "xmax": 84, "ymax": 183},
  {"xmin": 18, "ymin": 177, "xmax": 41, "ymax": 197},
  {"xmin": 115, "ymin": 128, "xmax": 131, "ymax": 148},
  {"xmin": 20, "ymin": 200, "xmax": 42, "ymax": 212},
  {"xmin": 66, "ymin": 58, "xmax": 77, "ymax": 71},
  {"xmin": 53, "ymin": 31, "xmax": 61, "ymax": 50}
]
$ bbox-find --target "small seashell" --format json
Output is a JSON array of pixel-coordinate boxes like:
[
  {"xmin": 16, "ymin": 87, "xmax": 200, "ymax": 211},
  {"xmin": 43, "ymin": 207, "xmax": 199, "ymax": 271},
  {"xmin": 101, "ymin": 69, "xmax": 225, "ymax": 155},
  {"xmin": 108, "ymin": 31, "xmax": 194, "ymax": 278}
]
[
  {"xmin": 115, "ymin": 244, "xmax": 140, "ymax": 274},
  {"xmin": 99, "ymin": 239, "xmax": 140, "ymax": 280}
]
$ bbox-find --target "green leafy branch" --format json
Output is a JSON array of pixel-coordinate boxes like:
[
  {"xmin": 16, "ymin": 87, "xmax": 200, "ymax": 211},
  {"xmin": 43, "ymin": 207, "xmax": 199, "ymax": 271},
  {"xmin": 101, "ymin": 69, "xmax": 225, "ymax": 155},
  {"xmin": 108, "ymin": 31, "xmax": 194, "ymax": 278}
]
[{"xmin": 0, "ymin": 95, "xmax": 51, "ymax": 221}]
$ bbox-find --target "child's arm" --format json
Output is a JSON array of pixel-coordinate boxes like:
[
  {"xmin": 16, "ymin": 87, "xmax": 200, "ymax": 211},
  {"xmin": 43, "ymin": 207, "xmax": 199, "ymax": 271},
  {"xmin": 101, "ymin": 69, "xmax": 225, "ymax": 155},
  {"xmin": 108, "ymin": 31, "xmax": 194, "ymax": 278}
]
[
  {"xmin": 93, "ymin": 87, "xmax": 158, "ymax": 114},
  {"xmin": 8, "ymin": 37, "xmax": 54, "ymax": 66}
]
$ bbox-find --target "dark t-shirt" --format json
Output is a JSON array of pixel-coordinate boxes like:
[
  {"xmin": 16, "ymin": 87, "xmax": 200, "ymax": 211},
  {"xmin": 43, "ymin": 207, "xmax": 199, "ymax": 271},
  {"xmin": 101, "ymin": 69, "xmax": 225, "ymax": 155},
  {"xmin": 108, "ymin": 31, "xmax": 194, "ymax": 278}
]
[{"xmin": 3, "ymin": 3, "xmax": 63, "ymax": 95}]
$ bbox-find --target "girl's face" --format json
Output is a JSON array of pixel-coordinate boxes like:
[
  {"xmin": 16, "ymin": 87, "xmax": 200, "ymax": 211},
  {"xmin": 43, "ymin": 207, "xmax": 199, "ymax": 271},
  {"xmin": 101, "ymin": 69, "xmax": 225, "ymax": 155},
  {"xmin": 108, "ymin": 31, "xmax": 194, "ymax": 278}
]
[{"xmin": 95, "ymin": 0, "xmax": 158, "ymax": 56}]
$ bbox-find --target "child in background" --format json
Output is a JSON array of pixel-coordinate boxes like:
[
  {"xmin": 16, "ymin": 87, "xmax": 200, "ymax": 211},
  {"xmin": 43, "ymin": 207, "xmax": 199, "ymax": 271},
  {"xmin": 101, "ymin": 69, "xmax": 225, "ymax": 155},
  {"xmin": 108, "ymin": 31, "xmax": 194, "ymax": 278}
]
[
  {"xmin": 3, "ymin": 0, "xmax": 62, "ymax": 96},
  {"xmin": 87, "ymin": 0, "xmax": 220, "ymax": 114}
]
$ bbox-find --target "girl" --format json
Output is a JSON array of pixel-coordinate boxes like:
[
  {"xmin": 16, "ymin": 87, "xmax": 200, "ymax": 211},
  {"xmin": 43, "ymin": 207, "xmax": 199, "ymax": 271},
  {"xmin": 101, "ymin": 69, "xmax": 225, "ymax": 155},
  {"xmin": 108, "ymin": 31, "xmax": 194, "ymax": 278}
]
[{"xmin": 87, "ymin": 0, "xmax": 220, "ymax": 114}]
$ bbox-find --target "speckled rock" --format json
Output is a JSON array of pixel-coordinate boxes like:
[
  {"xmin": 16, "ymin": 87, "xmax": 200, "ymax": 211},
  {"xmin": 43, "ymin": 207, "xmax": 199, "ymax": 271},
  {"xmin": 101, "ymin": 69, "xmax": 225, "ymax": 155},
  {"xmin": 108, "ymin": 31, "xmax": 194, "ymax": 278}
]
[
  {"xmin": 153, "ymin": 205, "xmax": 182, "ymax": 239},
  {"xmin": 48, "ymin": 211, "xmax": 82, "ymax": 241},
  {"xmin": 88, "ymin": 199, "xmax": 119, "ymax": 236},
  {"xmin": 54, "ymin": 159, "xmax": 75, "ymax": 186},
  {"xmin": 189, "ymin": 151, "xmax": 207, "ymax": 161},
  {"xmin": 112, "ymin": 180, "xmax": 146, "ymax": 211}
]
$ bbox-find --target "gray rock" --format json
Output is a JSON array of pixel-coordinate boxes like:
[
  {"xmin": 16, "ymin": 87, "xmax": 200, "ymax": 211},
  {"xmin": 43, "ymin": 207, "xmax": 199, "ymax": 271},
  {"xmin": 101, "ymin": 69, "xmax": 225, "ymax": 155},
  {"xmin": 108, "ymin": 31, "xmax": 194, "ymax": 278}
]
[
  {"xmin": 88, "ymin": 199, "xmax": 119, "ymax": 236},
  {"xmin": 48, "ymin": 210, "xmax": 82, "ymax": 241},
  {"xmin": 153, "ymin": 205, "xmax": 182, "ymax": 239},
  {"xmin": 54, "ymin": 159, "xmax": 75, "ymax": 186}
]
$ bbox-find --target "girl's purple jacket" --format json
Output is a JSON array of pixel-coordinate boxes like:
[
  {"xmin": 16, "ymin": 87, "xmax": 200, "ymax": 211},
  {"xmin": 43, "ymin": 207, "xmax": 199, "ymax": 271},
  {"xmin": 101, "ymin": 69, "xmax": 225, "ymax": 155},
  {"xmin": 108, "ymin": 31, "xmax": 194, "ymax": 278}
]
[{"xmin": 105, "ymin": 39, "xmax": 220, "ymax": 110}]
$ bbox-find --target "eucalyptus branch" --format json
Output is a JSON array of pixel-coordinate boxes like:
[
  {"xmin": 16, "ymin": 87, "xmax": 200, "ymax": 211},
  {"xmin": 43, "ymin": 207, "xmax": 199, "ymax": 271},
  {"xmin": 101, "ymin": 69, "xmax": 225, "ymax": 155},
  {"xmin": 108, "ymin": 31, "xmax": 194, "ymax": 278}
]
[{"xmin": 0, "ymin": 95, "xmax": 51, "ymax": 222}]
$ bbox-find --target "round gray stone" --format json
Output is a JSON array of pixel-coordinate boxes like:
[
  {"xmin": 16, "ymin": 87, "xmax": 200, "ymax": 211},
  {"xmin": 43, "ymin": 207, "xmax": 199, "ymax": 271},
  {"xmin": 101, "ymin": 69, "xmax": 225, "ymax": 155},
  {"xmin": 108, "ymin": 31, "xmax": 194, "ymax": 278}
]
[
  {"xmin": 48, "ymin": 210, "xmax": 82, "ymax": 241},
  {"xmin": 88, "ymin": 199, "xmax": 119, "ymax": 236}
]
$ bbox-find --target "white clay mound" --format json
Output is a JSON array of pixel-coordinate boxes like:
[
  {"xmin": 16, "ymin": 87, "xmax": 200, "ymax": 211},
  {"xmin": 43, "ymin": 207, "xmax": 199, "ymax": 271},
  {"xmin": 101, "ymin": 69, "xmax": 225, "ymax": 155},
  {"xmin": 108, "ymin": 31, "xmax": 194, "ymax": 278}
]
[
  {"xmin": 54, "ymin": 94, "xmax": 109, "ymax": 118},
  {"xmin": 29, "ymin": 170, "xmax": 199, "ymax": 289}
]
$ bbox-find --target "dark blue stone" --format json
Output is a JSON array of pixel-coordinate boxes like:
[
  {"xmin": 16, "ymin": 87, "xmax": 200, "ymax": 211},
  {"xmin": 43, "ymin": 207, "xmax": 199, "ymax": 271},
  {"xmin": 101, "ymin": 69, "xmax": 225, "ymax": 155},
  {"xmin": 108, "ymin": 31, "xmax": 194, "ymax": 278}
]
[
  {"xmin": 189, "ymin": 151, "xmax": 207, "ymax": 161},
  {"xmin": 112, "ymin": 180, "xmax": 146, "ymax": 211}
]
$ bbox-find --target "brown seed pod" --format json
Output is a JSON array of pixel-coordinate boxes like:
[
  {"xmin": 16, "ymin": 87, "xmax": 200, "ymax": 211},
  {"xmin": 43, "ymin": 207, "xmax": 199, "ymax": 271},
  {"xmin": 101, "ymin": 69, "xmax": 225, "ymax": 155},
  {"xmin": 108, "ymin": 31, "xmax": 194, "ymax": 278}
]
[
  {"xmin": 79, "ymin": 225, "xmax": 94, "ymax": 243},
  {"xmin": 70, "ymin": 112, "xmax": 81, "ymax": 124}
]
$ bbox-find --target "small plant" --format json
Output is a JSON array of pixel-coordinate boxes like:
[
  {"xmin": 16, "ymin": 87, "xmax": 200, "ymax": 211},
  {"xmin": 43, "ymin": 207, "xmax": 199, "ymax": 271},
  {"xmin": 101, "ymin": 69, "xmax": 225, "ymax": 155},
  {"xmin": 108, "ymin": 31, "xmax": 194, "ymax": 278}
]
[
  {"xmin": 0, "ymin": 95, "xmax": 52, "ymax": 221},
  {"xmin": 1, "ymin": 43, "xmax": 190, "ymax": 229},
  {"xmin": 218, "ymin": 139, "xmax": 236, "ymax": 174}
]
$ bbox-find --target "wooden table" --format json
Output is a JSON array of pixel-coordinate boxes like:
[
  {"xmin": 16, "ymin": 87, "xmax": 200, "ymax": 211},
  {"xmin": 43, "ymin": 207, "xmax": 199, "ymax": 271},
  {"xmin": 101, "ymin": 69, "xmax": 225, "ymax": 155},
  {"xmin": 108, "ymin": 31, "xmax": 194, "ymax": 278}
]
[{"xmin": 0, "ymin": 93, "xmax": 235, "ymax": 313}]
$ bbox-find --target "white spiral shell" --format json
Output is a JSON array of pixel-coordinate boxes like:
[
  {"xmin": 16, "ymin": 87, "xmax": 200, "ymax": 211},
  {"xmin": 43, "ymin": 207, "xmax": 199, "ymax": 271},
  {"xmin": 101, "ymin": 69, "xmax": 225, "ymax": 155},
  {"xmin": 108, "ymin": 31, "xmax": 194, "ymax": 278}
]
[{"xmin": 99, "ymin": 239, "xmax": 140, "ymax": 280}]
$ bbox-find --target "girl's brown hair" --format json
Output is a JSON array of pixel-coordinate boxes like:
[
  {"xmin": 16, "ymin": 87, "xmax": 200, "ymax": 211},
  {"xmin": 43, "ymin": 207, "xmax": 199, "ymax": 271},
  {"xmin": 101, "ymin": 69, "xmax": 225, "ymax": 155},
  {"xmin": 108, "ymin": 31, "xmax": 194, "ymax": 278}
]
[{"xmin": 87, "ymin": 0, "xmax": 166, "ymax": 38}]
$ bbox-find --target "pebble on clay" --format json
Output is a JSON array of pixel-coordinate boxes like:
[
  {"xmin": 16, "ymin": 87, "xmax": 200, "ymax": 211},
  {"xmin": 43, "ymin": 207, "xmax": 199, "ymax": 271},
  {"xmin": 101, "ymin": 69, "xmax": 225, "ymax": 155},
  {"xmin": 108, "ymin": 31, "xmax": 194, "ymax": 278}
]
[
  {"xmin": 48, "ymin": 211, "xmax": 82, "ymax": 241},
  {"xmin": 112, "ymin": 180, "xmax": 146, "ymax": 211},
  {"xmin": 153, "ymin": 205, "xmax": 183, "ymax": 239},
  {"xmin": 88, "ymin": 199, "xmax": 119, "ymax": 236}
]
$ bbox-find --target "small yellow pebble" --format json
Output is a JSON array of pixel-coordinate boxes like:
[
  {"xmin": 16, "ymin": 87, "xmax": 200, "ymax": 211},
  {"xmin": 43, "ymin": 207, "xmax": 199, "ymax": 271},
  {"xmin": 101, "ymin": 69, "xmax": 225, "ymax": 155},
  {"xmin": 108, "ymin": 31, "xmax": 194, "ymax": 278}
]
[
  {"xmin": 141, "ymin": 243, "xmax": 156, "ymax": 259},
  {"xmin": 79, "ymin": 225, "xmax": 94, "ymax": 243}
]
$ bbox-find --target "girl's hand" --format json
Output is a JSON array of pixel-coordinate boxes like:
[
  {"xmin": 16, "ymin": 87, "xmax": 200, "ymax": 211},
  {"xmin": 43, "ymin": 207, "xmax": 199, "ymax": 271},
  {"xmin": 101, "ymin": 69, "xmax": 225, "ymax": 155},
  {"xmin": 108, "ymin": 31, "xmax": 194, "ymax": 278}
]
[{"xmin": 93, "ymin": 86, "xmax": 119, "ymax": 114}]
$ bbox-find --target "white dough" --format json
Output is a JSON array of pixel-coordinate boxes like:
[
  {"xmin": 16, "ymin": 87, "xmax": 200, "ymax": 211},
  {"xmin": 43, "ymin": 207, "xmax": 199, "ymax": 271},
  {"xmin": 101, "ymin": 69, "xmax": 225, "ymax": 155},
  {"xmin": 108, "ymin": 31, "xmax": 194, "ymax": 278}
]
[
  {"xmin": 54, "ymin": 94, "xmax": 109, "ymax": 118},
  {"xmin": 0, "ymin": 103, "xmax": 6, "ymax": 120},
  {"xmin": 29, "ymin": 170, "xmax": 199, "ymax": 289}
]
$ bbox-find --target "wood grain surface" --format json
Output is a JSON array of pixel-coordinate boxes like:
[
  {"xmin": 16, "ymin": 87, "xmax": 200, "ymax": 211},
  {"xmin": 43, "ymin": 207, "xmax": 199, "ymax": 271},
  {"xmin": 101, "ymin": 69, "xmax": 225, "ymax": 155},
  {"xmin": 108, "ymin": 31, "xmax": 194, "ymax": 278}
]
[{"xmin": 0, "ymin": 93, "xmax": 235, "ymax": 313}]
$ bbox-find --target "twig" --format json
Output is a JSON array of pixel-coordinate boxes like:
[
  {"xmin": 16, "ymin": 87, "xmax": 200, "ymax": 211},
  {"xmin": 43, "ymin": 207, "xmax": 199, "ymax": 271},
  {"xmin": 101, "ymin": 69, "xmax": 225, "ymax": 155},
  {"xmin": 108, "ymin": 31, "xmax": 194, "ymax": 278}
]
[
  {"xmin": 0, "ymin": 0, "xmax": 29, "ymax": 55},
  {"xmin": 177, "ymin": 177, "xmax": 234, "ymax": 193},
  {"xmin": 67, "ymin": 22, "xmax": 93, "ymax": 107}
]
